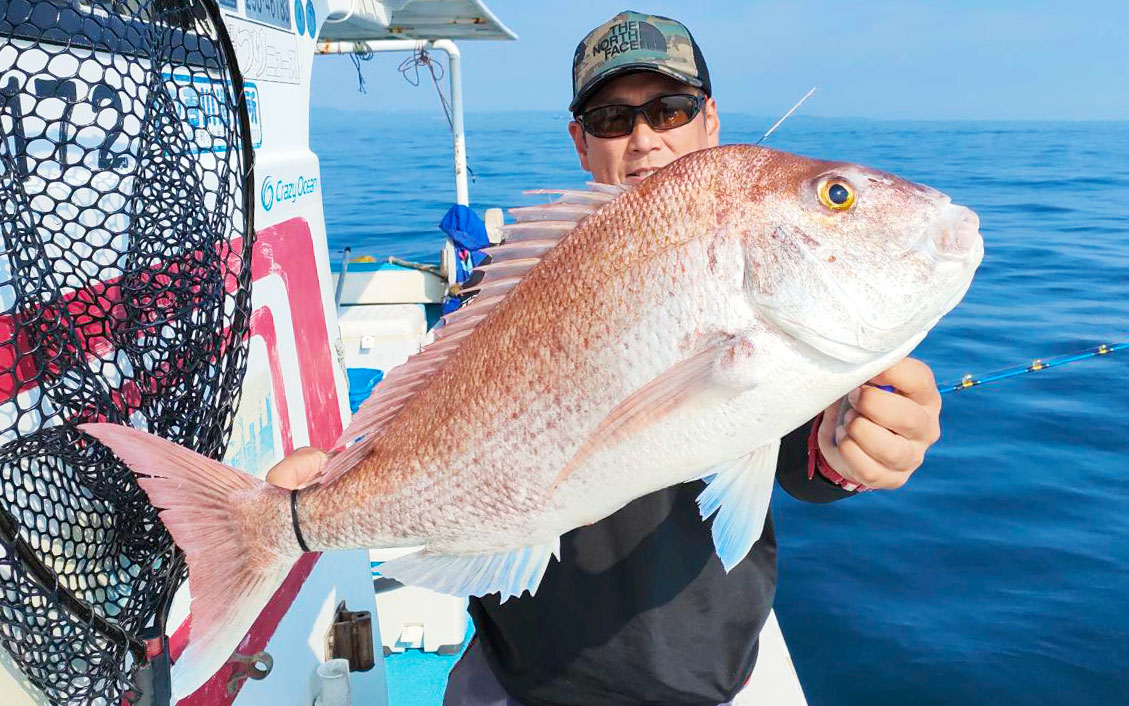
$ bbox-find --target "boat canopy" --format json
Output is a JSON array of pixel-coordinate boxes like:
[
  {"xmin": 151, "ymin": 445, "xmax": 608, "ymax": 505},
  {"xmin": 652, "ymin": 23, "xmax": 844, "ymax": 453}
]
[{"xmin": 319, "ymin": 0, "xmax": 517, "ymax": 43}]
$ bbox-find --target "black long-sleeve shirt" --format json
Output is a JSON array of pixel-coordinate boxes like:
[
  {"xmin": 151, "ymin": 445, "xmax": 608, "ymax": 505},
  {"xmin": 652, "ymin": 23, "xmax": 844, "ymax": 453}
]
[{"xmin": 468, "ymin": 421, "xmax": 855, "ymax": 706}]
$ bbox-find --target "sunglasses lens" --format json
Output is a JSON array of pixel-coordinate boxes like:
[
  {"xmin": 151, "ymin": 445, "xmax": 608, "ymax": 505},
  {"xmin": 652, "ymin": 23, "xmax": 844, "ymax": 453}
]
[
  {"xmin": 579, "ymin": 95, "xmax": 703, "ymax": 138},
  {"xmin": 582, "ymin": 106, "xmax": 635, "ymax": 138},
  {"xmin": 644, "ymin": 95, "xmax": 701, "ymax": 131}
]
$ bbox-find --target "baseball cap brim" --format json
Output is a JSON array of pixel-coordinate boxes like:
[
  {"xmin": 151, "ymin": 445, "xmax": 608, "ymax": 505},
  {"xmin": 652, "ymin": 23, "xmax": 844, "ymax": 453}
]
[{"xmin": 569, "ymin": 63, "xmax": 708, "ymax": 114}]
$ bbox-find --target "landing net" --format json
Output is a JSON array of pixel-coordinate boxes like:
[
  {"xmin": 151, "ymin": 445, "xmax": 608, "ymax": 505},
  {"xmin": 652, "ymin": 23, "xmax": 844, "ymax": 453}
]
[{"xmin": 0, "ymin": 0, "xmax": 253, "ymax": 703}]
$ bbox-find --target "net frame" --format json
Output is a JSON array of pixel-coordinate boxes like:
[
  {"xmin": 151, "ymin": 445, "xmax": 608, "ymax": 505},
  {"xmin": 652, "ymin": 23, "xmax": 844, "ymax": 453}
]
[{"xmin": 0, "ymin": 0, "xmax": 255, "ymax": 703}]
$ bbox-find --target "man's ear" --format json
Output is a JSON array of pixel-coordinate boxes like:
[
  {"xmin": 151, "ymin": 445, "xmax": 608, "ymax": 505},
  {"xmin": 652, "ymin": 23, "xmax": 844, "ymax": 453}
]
[
  {"xmin": 704, "ymin": 97, "xmax": 720, "ymax": 147},
  {"xmin": 568, "ymin": 120, "xmax": 591, "ymax": 172}
]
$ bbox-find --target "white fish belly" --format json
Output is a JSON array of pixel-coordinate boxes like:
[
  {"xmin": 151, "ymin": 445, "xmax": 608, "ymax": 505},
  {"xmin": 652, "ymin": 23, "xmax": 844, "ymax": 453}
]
[{"xmin": 542, "ymin": 328, "xmax": 928, "ymax": 534}]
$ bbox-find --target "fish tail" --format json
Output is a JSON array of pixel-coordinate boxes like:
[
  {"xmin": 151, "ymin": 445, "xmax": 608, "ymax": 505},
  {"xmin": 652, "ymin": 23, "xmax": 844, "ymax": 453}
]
[{"xmin": 80, "ymin": 423, "xmax": 302, "ymax": 698}]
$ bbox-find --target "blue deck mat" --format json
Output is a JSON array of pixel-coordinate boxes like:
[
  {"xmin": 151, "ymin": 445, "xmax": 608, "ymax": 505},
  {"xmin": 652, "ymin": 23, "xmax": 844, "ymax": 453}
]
[
  {"xmin": 384, "ymin": 621, "xmax": 474, "ymax": 706},
  {"xmin": 347, "ymin": 368, "xmax": 384, "ymax": 413}
]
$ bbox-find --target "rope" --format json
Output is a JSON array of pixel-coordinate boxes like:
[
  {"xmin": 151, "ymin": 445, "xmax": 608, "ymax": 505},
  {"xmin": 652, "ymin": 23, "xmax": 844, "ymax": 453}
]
[
  {"xmin": 398, "ymin": 48, "xmax": 475, "ymax": 183},
  {"xmin": 399, "ymin": 49, "xmax": 454, "ymax": 129},
  {"xmin": 387, "ymin": 256, "xmax": 444, "ymax": 277},
  {"xmin": 350, "ymin": 42, "xmax": 374, "ymax": 94},
  {"xmin": 290, "ymin": 490, "xmax": 311, "ymax": 553}
]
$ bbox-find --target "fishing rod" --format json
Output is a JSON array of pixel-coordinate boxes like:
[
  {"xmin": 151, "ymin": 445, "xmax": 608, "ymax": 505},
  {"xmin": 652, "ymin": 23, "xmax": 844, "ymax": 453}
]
[
  {"xmin": 756, "ymin": 86, "xmax": 818, "ymax": 145},
  {"xmin": 937, "ymin": 342, "xmax": 1127, "ymax": 395}
]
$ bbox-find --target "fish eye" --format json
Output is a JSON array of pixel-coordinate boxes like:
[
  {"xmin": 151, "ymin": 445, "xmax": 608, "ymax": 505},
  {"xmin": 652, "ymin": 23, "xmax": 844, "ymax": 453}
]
[{"xmin": 818, "ymin": 178, "xmax": 856, "ymax": 211}]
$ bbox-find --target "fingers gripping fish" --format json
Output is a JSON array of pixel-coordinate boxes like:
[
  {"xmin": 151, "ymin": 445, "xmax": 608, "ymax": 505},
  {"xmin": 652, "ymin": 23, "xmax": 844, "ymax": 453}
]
[{"xmin": 82, "ymin": 144, "xmax": 983, "ymax": 696}]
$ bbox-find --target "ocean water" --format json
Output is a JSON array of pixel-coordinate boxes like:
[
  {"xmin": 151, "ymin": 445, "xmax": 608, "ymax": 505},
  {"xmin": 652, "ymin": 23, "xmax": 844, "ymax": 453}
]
[{"xmin": 312, "ymin": 111, "xmax": 1129, "ymax": 705}]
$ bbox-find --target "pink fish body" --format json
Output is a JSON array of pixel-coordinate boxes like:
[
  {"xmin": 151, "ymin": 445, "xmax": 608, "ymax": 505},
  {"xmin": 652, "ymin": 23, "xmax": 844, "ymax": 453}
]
[{"xmin": 84, "ymin": 144, "xmax": 983, "ymax": 696}]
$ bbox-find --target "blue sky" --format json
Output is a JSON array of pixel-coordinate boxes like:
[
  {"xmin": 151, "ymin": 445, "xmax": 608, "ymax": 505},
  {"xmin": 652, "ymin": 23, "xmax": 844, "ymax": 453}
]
[{"xmin": 311, "ymin": 1, "xmax": 1129, "ymax": 120}]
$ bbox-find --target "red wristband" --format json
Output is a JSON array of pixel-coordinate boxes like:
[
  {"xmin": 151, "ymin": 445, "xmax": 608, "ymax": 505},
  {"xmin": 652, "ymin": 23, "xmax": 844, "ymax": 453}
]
[{"xmin": 806, "ymin": 412, "xmax": 869, "ymax": 493}]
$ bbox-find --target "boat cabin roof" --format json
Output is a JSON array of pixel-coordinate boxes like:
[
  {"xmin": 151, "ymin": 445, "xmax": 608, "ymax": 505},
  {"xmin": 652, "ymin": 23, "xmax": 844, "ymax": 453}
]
[{"xmin": 318, "ymin": 0, "xmax": 517, "ymax": 43}]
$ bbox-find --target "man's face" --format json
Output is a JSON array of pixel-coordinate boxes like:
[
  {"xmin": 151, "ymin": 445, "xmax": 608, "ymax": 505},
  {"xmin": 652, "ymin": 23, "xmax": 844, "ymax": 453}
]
[{"xmin": 568, "ymin": 72, "xmax": 720, "ymax": 186}]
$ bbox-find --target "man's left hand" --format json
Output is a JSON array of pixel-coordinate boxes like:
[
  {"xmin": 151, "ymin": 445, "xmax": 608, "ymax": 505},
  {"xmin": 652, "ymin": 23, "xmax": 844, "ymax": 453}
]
[
  {"xmin": 266, "ymin": 446, "xmax": 329, "ymax": 490},
  {"xmin": 816, "ymin": 357, "xmax": 942, "ymax": 490}
]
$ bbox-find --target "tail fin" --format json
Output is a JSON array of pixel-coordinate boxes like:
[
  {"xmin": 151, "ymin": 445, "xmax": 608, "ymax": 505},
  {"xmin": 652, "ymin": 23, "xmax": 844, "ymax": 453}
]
[{"xmin": 80, "ymin": 423, "xmax": 301, "ymax": 698}]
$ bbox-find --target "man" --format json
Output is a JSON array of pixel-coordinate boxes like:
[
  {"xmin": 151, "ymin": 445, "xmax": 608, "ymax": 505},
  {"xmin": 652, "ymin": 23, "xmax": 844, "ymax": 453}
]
[{"xmin": 443, "ymin": 11, "xmax": 943, "ymax": 706}]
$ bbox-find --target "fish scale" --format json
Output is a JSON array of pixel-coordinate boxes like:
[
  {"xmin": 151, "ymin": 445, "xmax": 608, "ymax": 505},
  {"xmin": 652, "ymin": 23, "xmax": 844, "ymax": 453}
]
[
  {"xmin": 312, "ymin": 162, "xmax": 723, "ymax": 545},
  {"xmin": 82, "ymin": 143, "xmax": 983, "ymax": 697}
]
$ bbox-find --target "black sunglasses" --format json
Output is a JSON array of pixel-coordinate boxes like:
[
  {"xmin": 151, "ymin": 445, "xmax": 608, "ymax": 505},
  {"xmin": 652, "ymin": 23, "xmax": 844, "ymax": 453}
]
[{"xmin": 576, "ymin": 94, "xmax": 706, "ymax": 139}]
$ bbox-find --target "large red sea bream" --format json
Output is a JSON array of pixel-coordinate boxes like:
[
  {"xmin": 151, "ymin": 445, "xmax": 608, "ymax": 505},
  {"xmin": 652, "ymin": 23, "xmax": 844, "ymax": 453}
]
[{"xmin": 84, "ymin": 144, "xmax": 983, "ymax": 695}]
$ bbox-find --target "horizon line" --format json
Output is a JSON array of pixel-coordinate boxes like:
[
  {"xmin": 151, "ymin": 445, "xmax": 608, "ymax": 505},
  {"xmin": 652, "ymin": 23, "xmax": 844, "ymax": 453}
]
[{"xmin": 310, "ymin": 107, "xmax": 1129, "ymax": 124}]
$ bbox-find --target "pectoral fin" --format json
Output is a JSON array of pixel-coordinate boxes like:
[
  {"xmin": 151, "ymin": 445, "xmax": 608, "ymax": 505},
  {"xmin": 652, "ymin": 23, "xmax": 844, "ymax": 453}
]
[
  {"xmin": 553, "ymin": 335, "xmax": 760, "ymax": 488},
  {"xmin": 696, "ymin": 440, "xmax": 781, "ymax": 571}
]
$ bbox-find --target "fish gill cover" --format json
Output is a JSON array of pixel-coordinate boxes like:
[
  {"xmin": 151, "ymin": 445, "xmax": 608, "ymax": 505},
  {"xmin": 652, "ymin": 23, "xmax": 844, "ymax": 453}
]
[{"xmin": 0, "ymin": 0, "xmax": 253, "ymax": 703}]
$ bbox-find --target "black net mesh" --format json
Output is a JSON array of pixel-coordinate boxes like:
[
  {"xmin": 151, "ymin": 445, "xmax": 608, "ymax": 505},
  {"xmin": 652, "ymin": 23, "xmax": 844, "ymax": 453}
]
[{"xmin": 0, "ymin": 0, "xmax": 253, "ymax": 703}]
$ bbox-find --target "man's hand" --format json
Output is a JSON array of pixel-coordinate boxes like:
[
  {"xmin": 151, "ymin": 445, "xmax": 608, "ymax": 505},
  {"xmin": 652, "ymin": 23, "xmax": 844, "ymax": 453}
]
[
  {"xmin": 816, "ymin": 357, "xmax": 942, "ymax": 490},
  {"xmin": 265, "ymin": 446, "xmax": 328, "ymax": 490}
]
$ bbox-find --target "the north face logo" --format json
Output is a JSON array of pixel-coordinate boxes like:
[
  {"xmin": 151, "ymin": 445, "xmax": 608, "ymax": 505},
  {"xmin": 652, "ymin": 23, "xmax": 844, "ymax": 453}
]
[{"xmin": 591, "ymin": 20, "xmax": 667, "ymax": 61}]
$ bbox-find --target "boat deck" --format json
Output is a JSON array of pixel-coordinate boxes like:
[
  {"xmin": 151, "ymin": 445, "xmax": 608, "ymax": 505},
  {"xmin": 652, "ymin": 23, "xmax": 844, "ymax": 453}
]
[{"xmin": 385, "ymin": 625, "xmax": 472, "ymax": 706}]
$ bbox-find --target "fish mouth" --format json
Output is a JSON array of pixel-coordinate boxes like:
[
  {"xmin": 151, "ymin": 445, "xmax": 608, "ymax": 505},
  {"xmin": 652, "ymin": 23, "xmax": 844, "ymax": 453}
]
[
  {"xmin": 915, "ymin": 202, "xmax": 983, "ymax": 263},
  {"xmin": 839, "ymin": 202, "xmax": 982, "ymax": 342}
]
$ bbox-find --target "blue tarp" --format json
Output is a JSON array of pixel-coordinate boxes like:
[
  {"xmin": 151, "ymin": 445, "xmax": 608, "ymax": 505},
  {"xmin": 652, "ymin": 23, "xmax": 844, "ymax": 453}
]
[
  {"xmin": 440, "ymin": 203, "xmax": 490, "ymax": 253},
  {"xmin": 439, "ymin": 205, "xmax": 490, "ymax": 301}
]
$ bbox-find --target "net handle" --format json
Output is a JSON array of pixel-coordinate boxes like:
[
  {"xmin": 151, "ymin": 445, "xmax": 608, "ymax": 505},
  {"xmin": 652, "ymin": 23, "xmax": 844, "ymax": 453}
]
[
  {"xmin": 138, "ymin": 0, "xmax": 259, "ymax": 634},
  {"xmin": 0, "ymin": 497, "xmax": 147, "ymax": 663}
]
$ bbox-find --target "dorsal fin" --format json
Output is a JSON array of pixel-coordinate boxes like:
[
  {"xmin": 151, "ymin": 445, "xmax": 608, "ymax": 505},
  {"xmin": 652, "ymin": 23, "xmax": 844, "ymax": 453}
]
[
  {"xmin": 524, "ymin": 188, "xmax": 619, "ymax": 206},
  {"xmin": 585, "ymin": 182, "xmax": 633, "ymax": 196},
  {"xmin": 458, "ymin": 275, "xmax": 522, "ymax": 299},
  {"xmin": 509, "ymin": 203, "xmax": 599, "ymax": 223},
  {"xmin": 319, "ymin": 183, "xmax": 631, "ymax": 487},
  {"xmin": 500, "ymin": 221, "xmax": 575, "ymax": 242},
  {"xmin": 480, "ymin": 239, "xmax": 558, "ymax": 263},
  {"xmin": 470, "ymin": 257, "xmax": 541, "ymax": 285}
]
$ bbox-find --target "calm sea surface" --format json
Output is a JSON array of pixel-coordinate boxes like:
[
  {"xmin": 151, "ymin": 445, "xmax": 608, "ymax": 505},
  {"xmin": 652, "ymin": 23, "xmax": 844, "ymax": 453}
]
[{"xmin": 312, "ymin": 111, "xmax": 1129, "ymax": 705}]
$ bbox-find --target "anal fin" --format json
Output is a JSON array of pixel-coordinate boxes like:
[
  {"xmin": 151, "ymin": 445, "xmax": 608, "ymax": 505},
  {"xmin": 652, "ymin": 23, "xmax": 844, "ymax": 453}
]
[
  {"xmin": 374, "ymin": 539, "xmax": 561, "ymax": 601},
  {"xmin": 696, "ymin": 440, "xmax": 781, "ymax": 571}
]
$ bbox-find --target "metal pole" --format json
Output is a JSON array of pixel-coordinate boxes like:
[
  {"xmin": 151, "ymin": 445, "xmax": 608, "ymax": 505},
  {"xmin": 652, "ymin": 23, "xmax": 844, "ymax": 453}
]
[
  {"xmin": 315, "ymin": 39, "xmax": 467, "ymax": 284},
  {"xmin": 428, "ymin": 40, "xmax": 466, "ymax": 284},
  {"xmin": 317, "ymin": 39, "xmax": 427, "ymax": 54},
  {"xmin": 334, "ymin": 247, "xmax": 351, "ymax": 310},
  {"xmin": 315, "ymin": 39, "xmax": 468, "ymax": 207},
  {"xmin": 431, "ymin": 39, "xmax": 467, "ymax": 207}
]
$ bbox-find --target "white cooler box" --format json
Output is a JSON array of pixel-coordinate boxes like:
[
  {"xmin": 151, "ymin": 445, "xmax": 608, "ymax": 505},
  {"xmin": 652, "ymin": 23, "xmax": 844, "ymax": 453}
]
[{"xmin": 337, "ymin": 303, "xmax": 431, "ymax": 373}]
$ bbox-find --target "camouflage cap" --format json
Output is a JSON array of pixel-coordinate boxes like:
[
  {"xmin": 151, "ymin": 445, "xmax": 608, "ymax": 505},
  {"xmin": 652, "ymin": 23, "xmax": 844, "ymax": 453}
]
[{"xmin": 570, "ymin": 11, "xmax": 711, "ymax": 114}]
